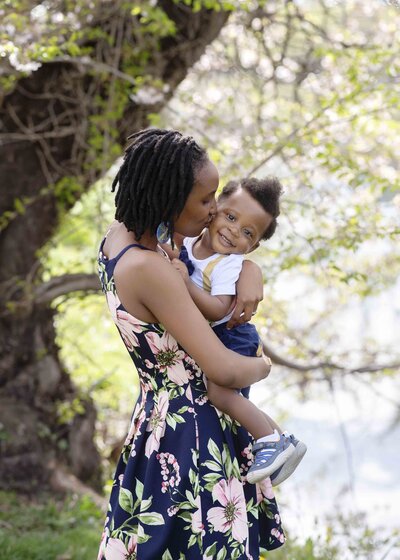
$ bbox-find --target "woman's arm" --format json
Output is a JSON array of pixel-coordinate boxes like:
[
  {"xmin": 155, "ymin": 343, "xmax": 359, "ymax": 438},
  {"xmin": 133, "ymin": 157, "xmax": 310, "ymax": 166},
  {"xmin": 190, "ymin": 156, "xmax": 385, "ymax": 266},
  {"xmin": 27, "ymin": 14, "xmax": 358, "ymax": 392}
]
[
  {"xmin": 115, "ymin": 252, "xmax": 270, "ymax": 388},
  {"xmin": 227, "ymin": 259, "xmax": 264, "ymax": 329}
]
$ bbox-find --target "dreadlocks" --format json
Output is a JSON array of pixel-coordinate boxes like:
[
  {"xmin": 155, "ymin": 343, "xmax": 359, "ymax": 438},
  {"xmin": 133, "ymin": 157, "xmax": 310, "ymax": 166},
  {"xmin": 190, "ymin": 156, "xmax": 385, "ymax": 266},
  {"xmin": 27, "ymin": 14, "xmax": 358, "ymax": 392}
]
[{"xmin": 111, "ymin": 128, "xmax": 208, "ymax": 242}]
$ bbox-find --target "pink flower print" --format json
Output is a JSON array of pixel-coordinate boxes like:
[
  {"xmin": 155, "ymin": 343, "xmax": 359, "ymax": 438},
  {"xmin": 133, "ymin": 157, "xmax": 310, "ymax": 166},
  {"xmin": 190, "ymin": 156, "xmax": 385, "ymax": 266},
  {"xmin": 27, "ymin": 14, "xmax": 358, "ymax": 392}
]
[
  {"xmin": 97, "ymin": 518, "xmax": 109, "ymax": 560},
  {"xmin": 184, "ymin": 355, "xmax": 195, "ymax": 366},
  {"xmin": 167, "ymin": 505, "xmax": 179, "ymax": 517},
  {"xmin": 157, "ymin": 452, "xmax": 181, "ymax": 493},
  {"xmin": 271, "ymin": 527, "xmax": 285, "ymax": 543},
  {"xmin": 240, "ymin": 445, "xmax": 254, "ymax": 476},
  {"xmin": 194, "ymin": 394, "xmax": 208, "ymax": 406},
  {"xmin": 106, "ymin": 291, "xmax": 143, "ymax": 351},
  {"xmin": 207, "ymin": 477, "xmax": 248, "ymax": 544},
  {"xmin": 191, "ymin": 495, "xmax": 205, "ymax": 535},
  {"xmin": 115, "ymin": 310, "xmax": 142, "ymax": 351},
  {"xmin": 185, "ymin": 385, "xmax": 194, "ymax": 403},
  {"xmin": 105, "ymin": 534, "xmax": 137, "ymax": 560},
  {"xmin": 124, "ymin": 401, "xmax": 147, "ymax": 450},
  {"xmin": 256, "ymin": 477, "xmax": 274, "ymax": 503},
  {"xmin": 145, "ymin": 331, "xmax": 188, "ymax": 385},
  {"xmin": 145, "ymin": 391, "xmax": 169, "ymax": 457}
]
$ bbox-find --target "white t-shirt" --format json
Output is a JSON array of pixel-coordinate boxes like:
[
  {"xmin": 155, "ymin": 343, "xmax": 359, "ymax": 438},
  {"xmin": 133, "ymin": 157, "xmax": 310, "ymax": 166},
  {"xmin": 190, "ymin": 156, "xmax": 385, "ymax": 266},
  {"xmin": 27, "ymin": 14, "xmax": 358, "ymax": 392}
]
[{"xmin": 183, "ymin": 236, "xmax": 244, "ymax": 326}]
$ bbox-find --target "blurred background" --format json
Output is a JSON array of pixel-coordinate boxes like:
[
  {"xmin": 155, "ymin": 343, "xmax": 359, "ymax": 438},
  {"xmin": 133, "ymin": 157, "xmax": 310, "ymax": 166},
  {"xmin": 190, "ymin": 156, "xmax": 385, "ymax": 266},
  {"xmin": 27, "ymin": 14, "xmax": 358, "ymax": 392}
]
[{"xmin": 0, "ymin": 1, "xmax": 399, "ymax": 558}]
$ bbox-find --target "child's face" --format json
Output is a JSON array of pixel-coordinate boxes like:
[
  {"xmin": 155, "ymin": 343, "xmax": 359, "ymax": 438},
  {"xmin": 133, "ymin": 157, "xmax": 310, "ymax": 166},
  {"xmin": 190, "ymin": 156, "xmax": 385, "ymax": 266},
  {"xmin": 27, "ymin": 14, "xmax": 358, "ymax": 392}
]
[{"xmin": 208, "ymin": 187, "xmax": 273, "ymax": 255}]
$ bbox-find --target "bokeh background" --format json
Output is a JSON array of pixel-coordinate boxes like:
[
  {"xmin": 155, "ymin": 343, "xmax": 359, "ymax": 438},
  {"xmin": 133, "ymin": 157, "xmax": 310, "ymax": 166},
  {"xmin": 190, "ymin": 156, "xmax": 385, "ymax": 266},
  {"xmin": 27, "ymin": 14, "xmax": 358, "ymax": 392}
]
[{"xmin": 1, "ymin": 1, "xmax": 399, "ymax": 558}]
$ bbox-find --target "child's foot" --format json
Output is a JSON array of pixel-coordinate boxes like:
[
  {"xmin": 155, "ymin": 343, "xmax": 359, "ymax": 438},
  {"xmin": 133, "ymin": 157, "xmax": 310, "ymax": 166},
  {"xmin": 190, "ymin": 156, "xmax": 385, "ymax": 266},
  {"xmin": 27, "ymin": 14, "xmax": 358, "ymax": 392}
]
[
  {"xmin": 270, "ymin": 434, "xmax": 307, "ymax": 487},
  {"xmin": 246, "ymin": 431, "xmax": 295, "ymax": 484}
]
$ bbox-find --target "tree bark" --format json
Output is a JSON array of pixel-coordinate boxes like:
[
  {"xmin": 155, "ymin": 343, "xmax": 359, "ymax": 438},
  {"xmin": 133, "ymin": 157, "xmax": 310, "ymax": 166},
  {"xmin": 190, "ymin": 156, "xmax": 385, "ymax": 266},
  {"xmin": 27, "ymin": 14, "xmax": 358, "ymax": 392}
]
[{"xmin": 0, "ymin": 1, "xmax": 228, "ymax": 492}]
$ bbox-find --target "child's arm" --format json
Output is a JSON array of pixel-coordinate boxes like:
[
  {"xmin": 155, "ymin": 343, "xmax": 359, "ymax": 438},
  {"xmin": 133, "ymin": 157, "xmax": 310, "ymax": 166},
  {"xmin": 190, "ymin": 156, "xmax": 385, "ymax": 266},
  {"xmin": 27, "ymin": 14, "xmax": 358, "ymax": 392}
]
[{"xmin": 171, "ymin": 258, "xmax": 233, "ymax": 322}]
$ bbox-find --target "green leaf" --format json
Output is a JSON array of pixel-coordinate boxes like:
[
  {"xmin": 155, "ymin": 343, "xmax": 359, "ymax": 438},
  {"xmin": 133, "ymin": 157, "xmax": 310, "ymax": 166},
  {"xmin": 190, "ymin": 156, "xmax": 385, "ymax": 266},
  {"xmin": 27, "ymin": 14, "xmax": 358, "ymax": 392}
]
[
  {"xmin": 135, "ymin": 478, "xmax": 144, "ymax": 501},
  {"xmin": 177, "ymin": 406, "xmax": 189, "ymax": 414},
  {"xmin": 185, "ymin": 490, "xmax": 197, "ymax": 507},
  {"xmin": 217, "ymin": 546, "xmax": 227, "ymax": 560},
  {"xmin": 178, "ymin": 511, "xmax": 192, "ymax": 522},
  {"xmin": 207, "ymin": 438, "xmax": 222, "ymax": 463},
  {"xmin": 137, "ymin": 533, "xmax": 151, "ymax": 544},
  {"xmin": 188, "ymin": 533, "xmax": 197, "ymax": 548},
  {"xmin": 189, "ymin": 468, "xmax": 197, "ymax": 486},
  {"xmin": 14, "ymin": 198, "xmax": 25, "ymax": 215},
  {"xmin": 172, "ymin": 413, "xmax": 185, "ymax": 423},
  {"xmin": 202, "ymin": 460, "xmax": 221, "ymax": 473},
  {"xmin": 140, "ymin": 498, "xmax": 152, "ymax": 512},
  {"xmin": 137, "ymin": 511, "xmax": 165, "ymax": 525},
  {"xmin": 161, "ymin": 550, "xmax": 173, "ymax": 560},
  {"xmin": 202, "ymin": 473, "xmax": 220, "ymax": 484},
  {"xmin": 205, "ymin": 542, "xmax": 218, "ymax": 557},
  {"xmin": 118, "ymin": 487, "xmax": 133, "ymax": 514},
  {"xmin": 166, "ymin": 414, "xmax": 177, "ymax": 430}
]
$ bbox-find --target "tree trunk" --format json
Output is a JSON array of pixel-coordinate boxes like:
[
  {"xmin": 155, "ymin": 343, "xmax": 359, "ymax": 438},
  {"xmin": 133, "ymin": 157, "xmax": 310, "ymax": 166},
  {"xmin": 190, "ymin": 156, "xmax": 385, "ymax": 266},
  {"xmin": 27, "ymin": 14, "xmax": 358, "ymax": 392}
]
[{"xmin": 0, "ymin": 1, "xmax": 228, "ymax": 492}]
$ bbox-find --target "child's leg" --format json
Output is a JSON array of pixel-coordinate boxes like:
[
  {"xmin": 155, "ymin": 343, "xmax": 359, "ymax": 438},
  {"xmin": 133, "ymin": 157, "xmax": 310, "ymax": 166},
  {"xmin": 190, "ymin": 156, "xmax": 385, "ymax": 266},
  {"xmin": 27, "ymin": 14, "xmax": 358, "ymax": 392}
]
[
  {"xmin": 261, "ymin": 411, "xmax": 283, "ymax": 435},
  {"xmin": 207, "ymin": 380, "xmax": 274, "ymax": 439}
]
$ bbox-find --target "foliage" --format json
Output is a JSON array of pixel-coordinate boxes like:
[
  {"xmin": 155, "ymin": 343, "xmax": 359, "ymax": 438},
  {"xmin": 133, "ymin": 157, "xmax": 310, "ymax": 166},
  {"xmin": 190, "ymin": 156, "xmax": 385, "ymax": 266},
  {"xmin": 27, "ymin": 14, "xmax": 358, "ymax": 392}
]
[
  {"xmin": 0, "ymin": 491, "xmax": 103, "ymax": 560},
  {"xmin": 263, "ymin": 511, "xmax": 400, "ymax": 560},
  {"xmin": 2, "ymin": 0, "xmax": 399, "ymax": 552},
  {"xmin": 159, "ymin": 0, "xmax": 400, "ymax": 381},
  {"xmin": 0, "ymin": 490, "xmax": 398, "ymax": 560},
  {"xmin": 36, "ymin": 0, "xmax": 400, "ymax": 477},
  {"xmin": 42, "ymin": 177, "xmax": 140, "ymax": 463}
]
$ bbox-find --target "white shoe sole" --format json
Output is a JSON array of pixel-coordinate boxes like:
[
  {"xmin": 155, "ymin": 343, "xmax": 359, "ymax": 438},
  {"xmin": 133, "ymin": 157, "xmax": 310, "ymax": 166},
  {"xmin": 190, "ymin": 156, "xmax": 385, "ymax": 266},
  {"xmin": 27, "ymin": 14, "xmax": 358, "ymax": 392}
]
[
  {"xmin": 246, "ymin": 443, "xmax": 295, "ymax": 484},
  {"xmin": 271, "ymin": 441, "xmax": 307, "ymax": 486}
]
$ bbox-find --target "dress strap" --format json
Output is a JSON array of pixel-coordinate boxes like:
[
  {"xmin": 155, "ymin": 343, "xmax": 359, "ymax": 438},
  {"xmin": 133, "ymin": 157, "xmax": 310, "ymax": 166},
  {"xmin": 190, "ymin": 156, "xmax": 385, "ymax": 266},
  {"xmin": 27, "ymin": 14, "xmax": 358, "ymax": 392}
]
[
  {"xmin": 99, "ymin": 237, "xmax": 149, "ymax": 263},
  {"xmin": 112, "ymin": 243, "xmax": 150, "ymax": 261}
]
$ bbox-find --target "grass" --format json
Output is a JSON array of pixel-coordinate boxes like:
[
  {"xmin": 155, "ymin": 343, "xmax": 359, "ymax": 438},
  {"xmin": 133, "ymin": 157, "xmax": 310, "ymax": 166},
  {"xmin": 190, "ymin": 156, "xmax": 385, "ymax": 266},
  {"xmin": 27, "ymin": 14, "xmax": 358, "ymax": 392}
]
[
  {"xmin": 1, "ymin": 490, "xmax": 398, "ymax": 560},
  {"xmin": 0, "ymin": 491, "xmax": 102, "ymax": 560}
]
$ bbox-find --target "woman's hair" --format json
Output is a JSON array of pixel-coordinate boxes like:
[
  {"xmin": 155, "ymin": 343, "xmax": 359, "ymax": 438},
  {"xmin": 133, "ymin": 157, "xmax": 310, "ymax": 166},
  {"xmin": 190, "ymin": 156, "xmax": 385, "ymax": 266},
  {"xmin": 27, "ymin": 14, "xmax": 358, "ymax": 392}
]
[
  {"xmin": 112, "ymin": 128, "xmax": 208, "ymax": 240},
  {"xmin": 219, "ymin": 176, "xmax": 283, "ymax": 240}
]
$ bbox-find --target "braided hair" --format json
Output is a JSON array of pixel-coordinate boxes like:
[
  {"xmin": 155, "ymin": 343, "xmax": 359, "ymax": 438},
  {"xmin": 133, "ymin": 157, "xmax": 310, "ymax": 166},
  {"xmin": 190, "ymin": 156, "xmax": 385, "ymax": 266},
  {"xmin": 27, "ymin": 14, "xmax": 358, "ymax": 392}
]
[
  {"xmin": 219, "ymin": 176, "xmax": 283, "ymax": 240},
  {"xmin": 112, "ymin": 128, "xmax": 208, "ymax": 242}
]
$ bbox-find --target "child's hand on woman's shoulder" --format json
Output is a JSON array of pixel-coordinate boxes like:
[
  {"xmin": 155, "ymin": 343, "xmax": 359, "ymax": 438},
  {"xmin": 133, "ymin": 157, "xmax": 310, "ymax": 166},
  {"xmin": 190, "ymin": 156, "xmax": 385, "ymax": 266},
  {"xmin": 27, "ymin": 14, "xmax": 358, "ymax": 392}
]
[{"xmin": 171, "ymin": 258, "xmax": 190, "ymax": 285}]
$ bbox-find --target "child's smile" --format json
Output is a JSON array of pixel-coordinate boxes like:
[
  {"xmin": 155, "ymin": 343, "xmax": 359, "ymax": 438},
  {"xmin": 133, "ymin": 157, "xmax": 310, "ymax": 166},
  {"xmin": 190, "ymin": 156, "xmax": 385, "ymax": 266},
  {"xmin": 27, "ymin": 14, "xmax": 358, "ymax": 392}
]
[{"xmin": 206, "ymin": 187, "xmax": 274, "ymax": 256}]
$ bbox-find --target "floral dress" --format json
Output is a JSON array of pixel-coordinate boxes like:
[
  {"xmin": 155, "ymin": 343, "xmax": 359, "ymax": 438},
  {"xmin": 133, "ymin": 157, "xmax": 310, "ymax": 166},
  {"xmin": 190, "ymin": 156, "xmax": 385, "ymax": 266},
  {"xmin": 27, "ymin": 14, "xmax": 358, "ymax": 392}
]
[{"xmin": 97, "ymin": 240, "xmax": 285, "ymax": 560}]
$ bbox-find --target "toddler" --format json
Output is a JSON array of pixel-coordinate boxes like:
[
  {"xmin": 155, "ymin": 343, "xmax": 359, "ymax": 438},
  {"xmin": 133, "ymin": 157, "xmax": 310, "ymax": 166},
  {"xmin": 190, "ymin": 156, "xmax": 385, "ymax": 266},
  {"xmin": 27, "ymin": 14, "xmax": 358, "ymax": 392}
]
[{"xmin": 172, "ymin": 177, "xmax": 306, "ymax": 485}]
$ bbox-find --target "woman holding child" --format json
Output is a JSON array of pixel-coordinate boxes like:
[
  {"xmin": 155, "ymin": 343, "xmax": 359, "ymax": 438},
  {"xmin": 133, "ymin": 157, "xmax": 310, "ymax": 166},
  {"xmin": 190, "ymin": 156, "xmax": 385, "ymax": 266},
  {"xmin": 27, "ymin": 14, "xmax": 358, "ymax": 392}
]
[{"xmin": 97, "ymin": 128, "xmax": 288, "ymax": 559}]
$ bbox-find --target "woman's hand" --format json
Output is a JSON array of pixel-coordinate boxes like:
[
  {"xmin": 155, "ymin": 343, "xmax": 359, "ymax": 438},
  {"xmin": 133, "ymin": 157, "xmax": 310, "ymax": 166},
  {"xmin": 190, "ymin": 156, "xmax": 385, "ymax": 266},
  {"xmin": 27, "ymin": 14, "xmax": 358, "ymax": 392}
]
[
  {"xmin": 263, "ymin": 353, "xmax": 272, "ymax": 377},
  {"xmin": 227, "ymin": 260, "xmax": 263, "ymax": 328}
]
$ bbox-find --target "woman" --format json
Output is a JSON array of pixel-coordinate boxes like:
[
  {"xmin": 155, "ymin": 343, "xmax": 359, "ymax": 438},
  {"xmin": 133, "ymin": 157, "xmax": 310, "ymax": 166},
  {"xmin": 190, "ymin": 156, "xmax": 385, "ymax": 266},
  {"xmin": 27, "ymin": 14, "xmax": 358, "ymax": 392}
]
[{"xmin": 97, "ymin": 128, "xmax": 285, "ymax": 559}]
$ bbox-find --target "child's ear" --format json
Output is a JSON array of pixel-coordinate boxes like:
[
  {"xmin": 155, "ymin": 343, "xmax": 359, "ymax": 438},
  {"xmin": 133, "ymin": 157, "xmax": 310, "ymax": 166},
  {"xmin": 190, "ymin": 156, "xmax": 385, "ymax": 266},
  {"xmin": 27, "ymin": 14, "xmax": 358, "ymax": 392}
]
[{"xmin": 247, "ymin": 241, "xmax": 260, "ymax": 254}]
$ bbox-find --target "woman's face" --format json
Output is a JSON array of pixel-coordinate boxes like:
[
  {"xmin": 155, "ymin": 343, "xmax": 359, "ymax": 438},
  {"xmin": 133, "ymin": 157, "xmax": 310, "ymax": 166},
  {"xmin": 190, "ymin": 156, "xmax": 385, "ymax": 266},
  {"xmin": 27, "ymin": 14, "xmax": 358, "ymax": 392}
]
[{"xmin": 174, "ymin": 159, "xmax": 219, "ymax": 237}]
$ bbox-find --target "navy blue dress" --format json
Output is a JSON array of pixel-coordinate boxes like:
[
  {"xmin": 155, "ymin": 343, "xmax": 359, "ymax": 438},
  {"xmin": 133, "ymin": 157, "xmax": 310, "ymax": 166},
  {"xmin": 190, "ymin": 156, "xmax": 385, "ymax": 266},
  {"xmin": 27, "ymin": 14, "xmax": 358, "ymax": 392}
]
[{"xmin": 97, "ymin": 240, "xmax": 285, "ymax": 559}]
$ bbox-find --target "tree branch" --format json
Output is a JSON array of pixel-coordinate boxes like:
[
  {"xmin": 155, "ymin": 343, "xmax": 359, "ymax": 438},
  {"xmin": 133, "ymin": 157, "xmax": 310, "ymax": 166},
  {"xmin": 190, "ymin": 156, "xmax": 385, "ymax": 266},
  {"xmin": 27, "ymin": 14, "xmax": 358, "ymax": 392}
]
[
  {"xmin": 35, "ymin": 273, "xmax": 101, "ymax": 305},
  {"xmin": 263, "ymin": 340, "xmax": 400, "ymax": 375},
  {"xmin": 18, "ymin": 272, "xmax": 400, "ymax": 379}
]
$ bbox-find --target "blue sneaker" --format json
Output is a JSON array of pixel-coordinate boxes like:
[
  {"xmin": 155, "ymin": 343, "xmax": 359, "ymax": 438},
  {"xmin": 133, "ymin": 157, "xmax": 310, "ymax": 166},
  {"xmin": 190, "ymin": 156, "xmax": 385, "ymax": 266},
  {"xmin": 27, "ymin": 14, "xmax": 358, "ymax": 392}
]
[
  {"xmin": 246, "ymin": 433, "xmax": 295, "ymax": 484},
  {"xmin": 270, "ymin": 434, "xmax": 307, "ymax": 486}
]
